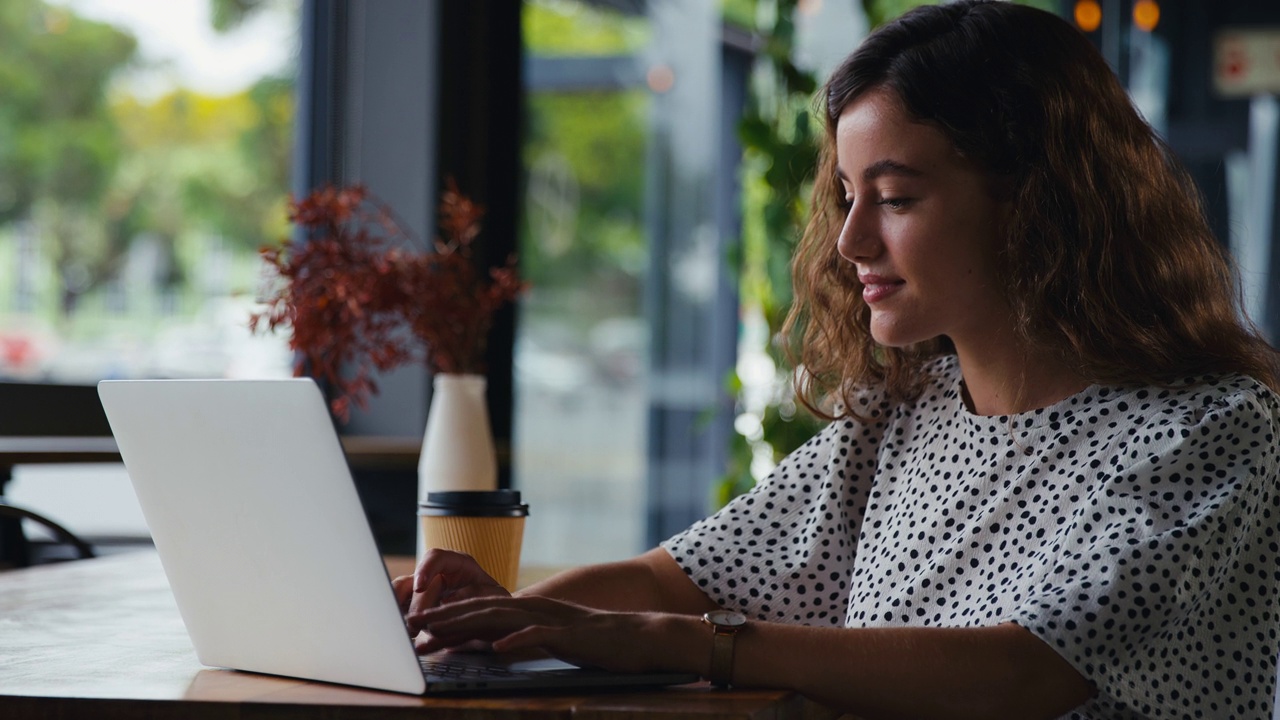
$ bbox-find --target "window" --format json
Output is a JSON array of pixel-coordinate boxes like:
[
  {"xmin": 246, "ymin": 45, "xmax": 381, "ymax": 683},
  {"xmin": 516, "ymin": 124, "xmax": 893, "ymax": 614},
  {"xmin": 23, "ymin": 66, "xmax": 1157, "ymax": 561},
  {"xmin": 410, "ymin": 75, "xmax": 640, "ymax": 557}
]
[
  {"xmin": 0, "ymin": 0, "xmax": 298, "ymax": 385},
  {"xmin": 517, "ymin": 0, "xmax": 654, "ymax": 564},
  {"xmin": 516, "ymin": 0, "xmax": 740, "ymax": 565},
  {"xmin": 2, "ymin": 0, "xmax": 300, "ymax": 542}
]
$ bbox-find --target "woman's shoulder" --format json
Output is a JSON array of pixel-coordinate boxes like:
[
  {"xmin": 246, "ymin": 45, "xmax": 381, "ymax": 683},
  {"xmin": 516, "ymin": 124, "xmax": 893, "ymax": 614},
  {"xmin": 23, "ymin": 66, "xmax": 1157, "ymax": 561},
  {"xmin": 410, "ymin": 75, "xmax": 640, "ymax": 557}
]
[
  {"xmin": 1093, "ymin": 373, "xmax": 1280, "ymax": 470},
  {"xmin": 1122, "ymin": 372, "xmax": 1280, "ymax": 427}
]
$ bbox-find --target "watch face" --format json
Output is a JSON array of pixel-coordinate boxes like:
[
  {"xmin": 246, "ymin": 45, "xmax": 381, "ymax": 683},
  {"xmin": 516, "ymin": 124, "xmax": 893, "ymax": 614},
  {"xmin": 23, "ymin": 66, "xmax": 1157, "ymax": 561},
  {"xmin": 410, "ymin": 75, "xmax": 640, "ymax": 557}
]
[{"xmin": 706, "ymin": 610, "xmax": 747, "ymax": 628}]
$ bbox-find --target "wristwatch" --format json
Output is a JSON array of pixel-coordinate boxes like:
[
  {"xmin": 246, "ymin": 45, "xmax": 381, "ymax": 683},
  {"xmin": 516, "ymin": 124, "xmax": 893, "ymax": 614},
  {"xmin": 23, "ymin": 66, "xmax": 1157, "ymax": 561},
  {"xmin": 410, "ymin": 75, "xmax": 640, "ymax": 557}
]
[{"xmin": 701, "ymin": 609, "xmax": 748, "ymax": 688}]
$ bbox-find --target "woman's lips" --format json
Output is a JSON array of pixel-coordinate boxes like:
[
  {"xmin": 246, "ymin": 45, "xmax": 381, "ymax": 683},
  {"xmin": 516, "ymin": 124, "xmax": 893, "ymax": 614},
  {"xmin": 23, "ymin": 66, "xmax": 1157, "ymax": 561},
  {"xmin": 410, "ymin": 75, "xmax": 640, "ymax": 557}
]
[{"xmin": 859, "ymin": 275, "xmax": 904, "ymax": 304}]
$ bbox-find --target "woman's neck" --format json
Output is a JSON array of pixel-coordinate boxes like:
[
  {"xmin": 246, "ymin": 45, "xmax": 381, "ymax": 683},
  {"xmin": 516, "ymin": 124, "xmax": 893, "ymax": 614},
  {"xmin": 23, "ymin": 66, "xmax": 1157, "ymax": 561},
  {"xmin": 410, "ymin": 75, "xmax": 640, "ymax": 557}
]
[{"xmin": 953, "ymin": 339, "xmax": 1090, "ymax": 417}]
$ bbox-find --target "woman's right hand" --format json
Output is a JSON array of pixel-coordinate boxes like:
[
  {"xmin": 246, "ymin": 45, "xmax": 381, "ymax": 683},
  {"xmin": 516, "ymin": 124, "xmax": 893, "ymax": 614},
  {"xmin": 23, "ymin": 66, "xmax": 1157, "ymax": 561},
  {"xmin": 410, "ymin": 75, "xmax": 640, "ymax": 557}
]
[{"xmin": 392, "ymin": 548, "xmax": 512, "ymax": 643}]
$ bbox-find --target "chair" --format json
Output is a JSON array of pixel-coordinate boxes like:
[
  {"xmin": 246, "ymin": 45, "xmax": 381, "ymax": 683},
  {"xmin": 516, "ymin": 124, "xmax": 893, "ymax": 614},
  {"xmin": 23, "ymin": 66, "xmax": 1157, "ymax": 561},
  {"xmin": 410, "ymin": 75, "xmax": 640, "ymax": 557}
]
[
  {"xmin": 0, "ymin": 504, "xmax": 95, "ymax": 566},
  {"xmin": 0, "ymin": 382, "xmax": 111, "ymax": 567}
]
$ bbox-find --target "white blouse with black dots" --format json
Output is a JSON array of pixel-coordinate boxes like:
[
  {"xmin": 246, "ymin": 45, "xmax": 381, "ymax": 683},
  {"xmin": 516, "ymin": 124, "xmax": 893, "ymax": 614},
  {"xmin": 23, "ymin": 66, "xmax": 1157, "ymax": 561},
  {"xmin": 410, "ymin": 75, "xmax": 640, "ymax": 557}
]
[{"xmin": 661, "ymin": 355, "xmax": 1280, "ymax": 720}]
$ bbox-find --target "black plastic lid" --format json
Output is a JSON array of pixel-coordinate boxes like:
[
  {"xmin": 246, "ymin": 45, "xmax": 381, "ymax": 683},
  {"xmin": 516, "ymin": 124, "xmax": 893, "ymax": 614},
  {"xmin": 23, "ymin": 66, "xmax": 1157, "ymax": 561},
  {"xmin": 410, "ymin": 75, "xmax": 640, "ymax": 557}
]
[{"xmin": 419, "ymin": 490, "xmax": 528, "ymax": 517}]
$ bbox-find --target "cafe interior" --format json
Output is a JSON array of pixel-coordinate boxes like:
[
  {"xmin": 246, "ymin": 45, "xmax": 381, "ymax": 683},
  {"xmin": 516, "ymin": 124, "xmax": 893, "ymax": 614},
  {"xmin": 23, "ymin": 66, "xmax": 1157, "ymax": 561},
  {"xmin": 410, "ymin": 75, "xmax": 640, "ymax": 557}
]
[{"xmin": 3, "ymin": 0, "xmax": 1280, "ymax": 715}]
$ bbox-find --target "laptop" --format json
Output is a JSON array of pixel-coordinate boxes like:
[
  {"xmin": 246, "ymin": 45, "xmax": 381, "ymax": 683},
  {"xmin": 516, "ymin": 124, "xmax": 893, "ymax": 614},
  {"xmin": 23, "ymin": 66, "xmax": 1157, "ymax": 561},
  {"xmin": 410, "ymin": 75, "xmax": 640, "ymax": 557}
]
[{"xmin": 97, "ymin": 377, "xmax": 698, "ymax": 695}]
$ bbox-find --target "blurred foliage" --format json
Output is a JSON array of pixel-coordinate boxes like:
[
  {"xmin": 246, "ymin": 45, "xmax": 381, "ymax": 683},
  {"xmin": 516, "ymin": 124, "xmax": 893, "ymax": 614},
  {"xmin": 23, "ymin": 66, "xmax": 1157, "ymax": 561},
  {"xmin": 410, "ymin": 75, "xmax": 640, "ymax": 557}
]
[
  {"xmin": 861, "ymin": 0, "xmax": 1059, "ymax": 27},
  {"xmin": 0, "ymin": 0, "xmax": 137, "ymax": 314},
  {"xmin": 720, "ymin": 0, "xmax": 758, "ymax": 29},
  {"xmin": 209, "ymin": 0, "xmax": 296, "ymax": 34},
  {"xmin": 211, "ymin": 0, "xmax": 261, "ymax": 32},
  {"xmin": 524, "ymin": 0, "xmax": 651, "ymax": 55},
  {"xmin": 0, "ymin": 1, "xmax": 135, "ymax": 218},
  {"xmin": 860, "ymin": 0, "xmax": 936, "ymax": 27},
  {"xmin": 521, "ymin": 2, "xmax": 651, "ymax": 319},
  {"xmin": 718, "ymin": 0, "xmax": 825, "ymax": 507},
  {"xmin": 111, "ymin": 78, "xmax": 293, "ymax": 258},
  {"xmin": 0, "ymin": 0, "xmax": 294, "ymax": 318},
  {"xmin": 522, "ymin": 91, "xmax": 648, "ymax": 293}
]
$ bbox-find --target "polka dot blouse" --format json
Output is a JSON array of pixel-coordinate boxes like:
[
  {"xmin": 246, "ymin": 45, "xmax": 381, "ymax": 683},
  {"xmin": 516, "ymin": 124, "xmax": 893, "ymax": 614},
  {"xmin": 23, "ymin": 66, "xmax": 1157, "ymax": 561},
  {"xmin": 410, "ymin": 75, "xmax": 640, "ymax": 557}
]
[{"xmin": 661, "ymin": 355, "xmax": 1280, "ymax": 719}]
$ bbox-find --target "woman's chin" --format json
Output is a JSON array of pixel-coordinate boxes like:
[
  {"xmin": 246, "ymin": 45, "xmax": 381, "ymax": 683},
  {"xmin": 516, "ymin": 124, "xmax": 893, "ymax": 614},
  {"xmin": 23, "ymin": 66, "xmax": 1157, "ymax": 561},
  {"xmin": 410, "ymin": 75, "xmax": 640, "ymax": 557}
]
[{"xmin": 869, "ymin": 321, "xmax": 921, "ymax": 349}]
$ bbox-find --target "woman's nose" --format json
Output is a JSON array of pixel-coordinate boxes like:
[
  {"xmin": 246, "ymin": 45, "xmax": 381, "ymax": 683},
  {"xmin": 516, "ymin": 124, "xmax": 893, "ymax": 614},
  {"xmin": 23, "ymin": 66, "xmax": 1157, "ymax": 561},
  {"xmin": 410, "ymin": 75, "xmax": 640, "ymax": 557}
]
[{"xmin": 836, "ymin": 202, "xmax": 879, "ymax": 263}]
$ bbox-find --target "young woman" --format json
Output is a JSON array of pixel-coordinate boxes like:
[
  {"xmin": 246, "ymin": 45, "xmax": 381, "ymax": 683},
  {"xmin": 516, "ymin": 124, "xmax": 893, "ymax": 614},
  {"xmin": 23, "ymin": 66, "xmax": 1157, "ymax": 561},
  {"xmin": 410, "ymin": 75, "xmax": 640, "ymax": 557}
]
[{"xmin": 394, "ymin": 2, "xmax": 1280, "ymax": 718}]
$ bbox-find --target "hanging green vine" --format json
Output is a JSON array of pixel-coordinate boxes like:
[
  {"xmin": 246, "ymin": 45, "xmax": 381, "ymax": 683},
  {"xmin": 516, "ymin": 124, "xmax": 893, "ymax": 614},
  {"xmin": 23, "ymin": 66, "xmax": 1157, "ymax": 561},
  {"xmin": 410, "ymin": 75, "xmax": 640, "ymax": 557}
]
[{"xmin": 717, "ymin": 0, "xmax": 823, "ymax": 507}]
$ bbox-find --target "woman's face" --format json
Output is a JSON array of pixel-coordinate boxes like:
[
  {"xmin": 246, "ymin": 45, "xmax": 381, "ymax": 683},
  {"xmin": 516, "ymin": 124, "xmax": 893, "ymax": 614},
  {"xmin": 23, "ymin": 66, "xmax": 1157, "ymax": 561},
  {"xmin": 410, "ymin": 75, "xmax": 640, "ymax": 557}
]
[{"xmin": 835, "ymin": 88, "xmax": 1011, "ymax": 353}]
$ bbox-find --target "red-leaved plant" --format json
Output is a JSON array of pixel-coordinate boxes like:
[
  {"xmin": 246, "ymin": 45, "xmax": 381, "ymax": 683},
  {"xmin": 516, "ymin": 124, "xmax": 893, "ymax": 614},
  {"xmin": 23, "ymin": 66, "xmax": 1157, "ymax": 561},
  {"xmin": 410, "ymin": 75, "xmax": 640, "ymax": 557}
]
[{"xmin": 251, "ymin": 180, "xmax": 525, "ymax": 421}]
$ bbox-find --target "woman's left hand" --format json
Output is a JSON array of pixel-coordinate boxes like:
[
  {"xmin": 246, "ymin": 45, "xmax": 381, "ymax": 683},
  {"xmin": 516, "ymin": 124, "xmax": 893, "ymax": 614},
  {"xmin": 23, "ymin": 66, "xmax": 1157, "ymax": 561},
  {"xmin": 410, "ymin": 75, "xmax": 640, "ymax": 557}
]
[{"xmin": 414, "ymin": 594, "xmax": 698, "ymax": 675}]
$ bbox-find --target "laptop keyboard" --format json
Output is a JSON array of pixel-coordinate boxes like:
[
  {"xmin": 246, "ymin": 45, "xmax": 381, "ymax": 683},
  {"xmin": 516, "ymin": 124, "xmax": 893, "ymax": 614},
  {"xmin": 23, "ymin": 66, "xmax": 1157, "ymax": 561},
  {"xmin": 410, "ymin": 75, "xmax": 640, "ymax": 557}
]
[
  {"xmin": 419, "ymin": 656, "xmax": 582, "ymax": 680},
  {"xmin": 420, "ymin": 658, "xmax": 517, "ymax": 679}
]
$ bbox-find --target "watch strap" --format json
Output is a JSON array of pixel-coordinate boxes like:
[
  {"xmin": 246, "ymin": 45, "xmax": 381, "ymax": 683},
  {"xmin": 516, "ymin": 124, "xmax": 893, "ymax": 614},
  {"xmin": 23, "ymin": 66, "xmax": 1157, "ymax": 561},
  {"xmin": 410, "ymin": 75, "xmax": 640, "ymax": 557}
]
[{"xmin": 708, "ymin": 626, "xmax": 737, "ymax": 688}]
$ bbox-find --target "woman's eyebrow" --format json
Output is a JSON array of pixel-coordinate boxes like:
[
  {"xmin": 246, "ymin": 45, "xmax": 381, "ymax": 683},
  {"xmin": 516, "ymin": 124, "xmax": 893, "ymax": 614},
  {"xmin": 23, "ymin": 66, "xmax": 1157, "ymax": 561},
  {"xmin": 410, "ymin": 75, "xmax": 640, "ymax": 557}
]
[
  {"xmin": 862, "ymin": 159, "xmax": 924, "ymax": 181},
  {"xmin": 835, "ymin": 159, "xmax": 924, "ymax": 184}
]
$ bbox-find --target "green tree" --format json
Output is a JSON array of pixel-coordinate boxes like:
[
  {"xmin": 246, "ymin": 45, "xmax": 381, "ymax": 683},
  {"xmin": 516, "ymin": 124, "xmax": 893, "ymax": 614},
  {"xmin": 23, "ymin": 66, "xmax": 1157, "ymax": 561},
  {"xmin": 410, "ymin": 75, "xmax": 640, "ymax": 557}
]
[
  {"xmin": 0, "ymin": 0, "xmax": 294, "ymax": 321},
  {"xmin": 861, "ymin": 0, "xmax": 1058, "ymax": 27},
  {"xmin": 0, "ymin": 0, "xmax": 137, "ymax": 314},
  {"xmin": 520, "ymin": 1, "xmax": 652, "ymax": 321},
  {"xmin": 210, "ymin": 0, "xmax": 273, "ymax": 33},
  {"xmin": 106, "ymin": 83, "xmax": 292, "ymax": 293}
]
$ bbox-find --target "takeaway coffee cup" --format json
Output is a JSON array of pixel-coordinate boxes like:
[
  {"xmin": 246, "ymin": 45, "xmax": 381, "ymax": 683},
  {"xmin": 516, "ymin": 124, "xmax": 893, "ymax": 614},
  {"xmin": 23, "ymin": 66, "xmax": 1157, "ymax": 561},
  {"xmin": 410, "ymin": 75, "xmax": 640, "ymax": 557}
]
[{"xmin": 419, "ymin": 490, "xmax": 529, "ymax": 591}]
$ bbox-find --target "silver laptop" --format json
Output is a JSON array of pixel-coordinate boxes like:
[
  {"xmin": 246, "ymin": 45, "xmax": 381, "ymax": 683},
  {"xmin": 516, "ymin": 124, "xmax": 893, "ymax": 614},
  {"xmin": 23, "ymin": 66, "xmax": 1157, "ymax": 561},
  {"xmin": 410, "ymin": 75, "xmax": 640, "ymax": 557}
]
[{"xmin": 97, "ymin": 378, "xmax": 697, "ymax": 695}]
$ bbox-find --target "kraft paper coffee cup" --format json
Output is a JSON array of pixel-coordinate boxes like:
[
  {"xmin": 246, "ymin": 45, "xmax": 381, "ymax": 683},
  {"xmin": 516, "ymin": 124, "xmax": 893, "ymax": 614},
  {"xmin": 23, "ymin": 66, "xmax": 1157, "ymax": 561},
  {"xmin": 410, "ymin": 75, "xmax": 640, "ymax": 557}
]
[{"xmin": 419, "ymin": 490, "xmax": 529, "ymax": 591}]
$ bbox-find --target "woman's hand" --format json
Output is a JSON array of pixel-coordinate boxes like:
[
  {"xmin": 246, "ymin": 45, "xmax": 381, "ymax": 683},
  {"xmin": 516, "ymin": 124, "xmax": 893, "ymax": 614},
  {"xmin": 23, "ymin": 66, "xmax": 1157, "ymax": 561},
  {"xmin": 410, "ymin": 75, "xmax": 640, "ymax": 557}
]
[
  {"xmin": 392, "ymin": 549, "xmax": 512, "ymax": 646},
  {"xmin": 413, "ymin": 594, "xmax": 700, "ymax": 675}
]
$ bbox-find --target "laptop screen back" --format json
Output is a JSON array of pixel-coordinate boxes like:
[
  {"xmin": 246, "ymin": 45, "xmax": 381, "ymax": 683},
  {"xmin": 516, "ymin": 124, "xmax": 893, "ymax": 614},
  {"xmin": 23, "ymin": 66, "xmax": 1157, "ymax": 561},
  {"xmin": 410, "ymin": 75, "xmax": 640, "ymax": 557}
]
[{"xmin": 98, "ymin": 378, "xmax": 428, "ymax": 694}]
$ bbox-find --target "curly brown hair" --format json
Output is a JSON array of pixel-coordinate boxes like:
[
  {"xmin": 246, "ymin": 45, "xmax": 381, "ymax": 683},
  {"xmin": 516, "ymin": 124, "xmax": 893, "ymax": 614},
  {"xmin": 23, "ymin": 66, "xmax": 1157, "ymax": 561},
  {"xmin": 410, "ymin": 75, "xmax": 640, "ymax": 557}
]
[{"xmin": 786, "ymin": 0, "xmax": 1279, "ymax": 419}]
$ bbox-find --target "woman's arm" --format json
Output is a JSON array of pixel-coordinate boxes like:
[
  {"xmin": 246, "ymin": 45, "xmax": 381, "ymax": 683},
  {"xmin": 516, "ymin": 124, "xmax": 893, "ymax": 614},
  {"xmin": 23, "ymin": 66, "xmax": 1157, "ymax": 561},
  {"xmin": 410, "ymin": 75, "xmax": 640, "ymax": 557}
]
[
  {"xmin": 420, "ymin": 603, "xmax": 1093, "ymax": 719},
  {"xmin": 399, "ymin": 546, "xmax": 717, "ymax": 635},
  {"xmin": 516, "ymin": 546, "xmax": 720, "ymax": 615},
  {"xmin": 730, "ymin": 619, "xmax": 1093, "ymax": 720},
  {"xmin": 416, "ymin": 549, "xmax": 1095, "ymax": 720}
]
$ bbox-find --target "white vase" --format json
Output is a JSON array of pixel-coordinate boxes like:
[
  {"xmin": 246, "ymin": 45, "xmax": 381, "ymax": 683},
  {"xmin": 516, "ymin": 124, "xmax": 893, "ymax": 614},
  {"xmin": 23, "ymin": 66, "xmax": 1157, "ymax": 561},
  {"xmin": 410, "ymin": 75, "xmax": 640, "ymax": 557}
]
[
  {"xmin": 416, "ymin": 374, "xmax": 499, "ymax": 558},
  {"xmin": 418, "ymin": 374, "xmax": 498, "ymax": 497}
]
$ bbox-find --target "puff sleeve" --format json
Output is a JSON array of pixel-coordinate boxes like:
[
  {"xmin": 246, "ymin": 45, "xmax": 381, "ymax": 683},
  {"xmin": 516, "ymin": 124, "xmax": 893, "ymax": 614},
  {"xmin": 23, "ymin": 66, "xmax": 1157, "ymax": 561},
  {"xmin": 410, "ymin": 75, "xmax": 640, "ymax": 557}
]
[
  {"xmin": 661, "ymin": 410, "xmax": 886, "ymax": 626},
  {"xmin": 1010, "ymin": 388, "xmax": 1280, "ymax": 719}
]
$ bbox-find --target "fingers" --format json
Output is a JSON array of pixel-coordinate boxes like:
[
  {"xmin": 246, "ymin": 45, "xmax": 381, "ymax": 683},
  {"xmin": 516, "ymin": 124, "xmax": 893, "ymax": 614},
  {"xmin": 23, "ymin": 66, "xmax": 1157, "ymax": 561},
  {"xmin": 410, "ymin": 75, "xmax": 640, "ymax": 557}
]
[
  {"xmin": 406, "ymin": 573, "xmax": 444, "ymax": 635},
  {"xmin": 414, "ymin": 600, "xmax": 536, "ymax": 652},
  {"xmin": 404, "ymin": 549, "xmax": 513, "ymax": 635},
  {"xmin": 426, "ymin": 604, "xmax": 538, "ymax": 643},
  {"xmin": 417, "ymin": 595, "xmax": 572, "ymax": 625},
  {"xmin": 410, "ymin": 597, "xmax": 653, "ymax": 674},
  {"xmin": 416, "ymin": 634, "xmax": 492, "ymax": 654},
  {"xmin": 490, "ymin": 624, "xmax": 554, "ymax": 654},
  {"xmin": 394, "ymin": 573, "xmax": 420, "ymax": 637},
  {"xmin": 440, "ymin": 581, "xmax": 510, "ymax": 604},
  {"xmin": 413, "ymin": 596, "xmax": 584, "ymax": 652},
  {"xmin": 406, "ymin": 574, "xmax": 513, "ymax": 634},
  {"xmin": 392, "ymin": 575, "xmax": 413, "ymax": 612},
  {"xmin": 413, "ymin": 548, "xmax": 497, "ymax": 592}
]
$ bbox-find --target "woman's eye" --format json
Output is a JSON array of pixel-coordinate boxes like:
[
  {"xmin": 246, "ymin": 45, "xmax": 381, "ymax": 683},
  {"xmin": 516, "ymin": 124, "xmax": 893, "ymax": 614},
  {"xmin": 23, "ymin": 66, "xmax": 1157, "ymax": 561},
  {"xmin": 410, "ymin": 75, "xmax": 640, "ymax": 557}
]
[{"xmin": 878, "ymin": 197, "xmax": 912, "ymax": 210}]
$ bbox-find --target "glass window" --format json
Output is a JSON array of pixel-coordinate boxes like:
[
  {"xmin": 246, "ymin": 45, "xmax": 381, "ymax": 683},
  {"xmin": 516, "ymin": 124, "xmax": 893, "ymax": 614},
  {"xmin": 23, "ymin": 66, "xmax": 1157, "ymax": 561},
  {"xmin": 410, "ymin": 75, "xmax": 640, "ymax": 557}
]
[
  {"xmin": 0, "ymin": 0, "xmax": 298, "ymax": 384},
  {"xmin": 516, "ymin": 0, "xmax": 741, "ymax": 565},
  {"xmin": 517, "ymin": 0, "xmax": 653, "ymax": 565},
  {"xmin": 2, "ymin": 0, "xmax": 299, "ymax": 542}
]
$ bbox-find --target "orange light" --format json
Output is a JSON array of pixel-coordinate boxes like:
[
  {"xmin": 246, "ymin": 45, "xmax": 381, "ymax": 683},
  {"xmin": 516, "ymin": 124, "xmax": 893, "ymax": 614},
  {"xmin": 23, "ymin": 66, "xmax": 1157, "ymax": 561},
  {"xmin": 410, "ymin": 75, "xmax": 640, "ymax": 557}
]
[
  {"xmin": 1074, "ymin": 0, "xmax": 1102, "ymax": 33},
  {"xmin": 1133, "ymin": 0, "xmax": 1160, "ymax": 32},
  {"xmin": 646, "ymin": 64, "xmax": 675, "ymax": 94}
]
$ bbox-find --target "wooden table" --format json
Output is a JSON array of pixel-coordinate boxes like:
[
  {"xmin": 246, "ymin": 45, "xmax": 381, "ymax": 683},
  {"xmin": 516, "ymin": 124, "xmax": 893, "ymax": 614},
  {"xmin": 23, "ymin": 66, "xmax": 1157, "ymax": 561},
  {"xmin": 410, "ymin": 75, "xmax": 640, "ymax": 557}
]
[{"xmin": 0, "ymin": 551, "xmax": 839, "ymax": 720}]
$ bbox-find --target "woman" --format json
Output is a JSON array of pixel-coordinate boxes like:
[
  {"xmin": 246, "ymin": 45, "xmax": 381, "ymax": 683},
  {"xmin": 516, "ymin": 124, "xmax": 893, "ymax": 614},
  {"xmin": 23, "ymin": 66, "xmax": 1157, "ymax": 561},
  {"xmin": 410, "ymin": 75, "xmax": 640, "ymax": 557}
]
[{"xmin": 395, "ymin": 2, "xmax": 1280, "ymax": 718}]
